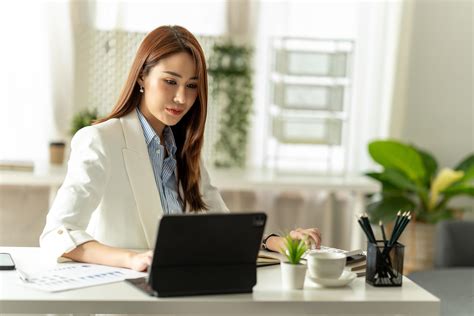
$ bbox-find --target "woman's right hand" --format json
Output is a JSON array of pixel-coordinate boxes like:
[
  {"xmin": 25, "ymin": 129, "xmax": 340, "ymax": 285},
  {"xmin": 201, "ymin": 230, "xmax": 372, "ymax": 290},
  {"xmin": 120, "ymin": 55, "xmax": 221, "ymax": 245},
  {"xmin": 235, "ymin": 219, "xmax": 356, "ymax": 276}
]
[
  {"xmin": 63, "ymin": 241, "xmax": 153, "ymax": 271},
  {"xmin": 128, "ymin": 250, "xmax": 153, "ymax": 272}
]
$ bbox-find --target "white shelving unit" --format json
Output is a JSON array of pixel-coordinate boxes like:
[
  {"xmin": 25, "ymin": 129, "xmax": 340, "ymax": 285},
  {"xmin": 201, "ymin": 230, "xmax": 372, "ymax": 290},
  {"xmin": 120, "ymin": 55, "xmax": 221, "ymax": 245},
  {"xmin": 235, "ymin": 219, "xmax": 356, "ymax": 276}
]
[{"xmin": 267, "ymin": 37, "xmax": 354, "ymax": 175}]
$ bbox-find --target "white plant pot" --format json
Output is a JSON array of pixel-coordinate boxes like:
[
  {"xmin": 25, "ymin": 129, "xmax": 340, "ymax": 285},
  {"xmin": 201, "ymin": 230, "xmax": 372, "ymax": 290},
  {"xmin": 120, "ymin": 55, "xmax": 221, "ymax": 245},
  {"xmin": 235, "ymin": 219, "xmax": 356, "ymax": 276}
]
[{"xmin": 281, "ymin": 262, "xmax": 307, "ymax": 290}]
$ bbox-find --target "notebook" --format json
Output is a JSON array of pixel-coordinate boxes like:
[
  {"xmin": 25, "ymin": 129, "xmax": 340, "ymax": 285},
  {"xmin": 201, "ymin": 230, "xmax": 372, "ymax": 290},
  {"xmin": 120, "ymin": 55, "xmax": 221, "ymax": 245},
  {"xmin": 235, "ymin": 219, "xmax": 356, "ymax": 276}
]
[{"xmin": 258, "ymin": 246, "xmax": 366, "ymax": 275}]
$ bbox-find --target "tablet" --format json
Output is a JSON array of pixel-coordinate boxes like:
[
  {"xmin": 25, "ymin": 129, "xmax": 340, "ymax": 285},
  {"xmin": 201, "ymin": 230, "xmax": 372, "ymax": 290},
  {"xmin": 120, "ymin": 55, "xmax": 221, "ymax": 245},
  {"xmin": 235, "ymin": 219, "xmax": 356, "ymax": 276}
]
[{"xmin": 128, "ymin": 212, "xmax": 267, "ymax": 297}]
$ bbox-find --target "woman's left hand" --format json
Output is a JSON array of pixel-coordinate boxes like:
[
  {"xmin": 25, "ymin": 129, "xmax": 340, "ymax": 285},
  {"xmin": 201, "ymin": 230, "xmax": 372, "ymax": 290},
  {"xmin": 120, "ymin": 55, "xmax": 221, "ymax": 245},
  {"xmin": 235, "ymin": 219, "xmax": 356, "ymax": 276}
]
[
  {"xmin": 266, "ymin": 227, "xmax": 322, "ymax": 252},
  {"xmin": 290, "ymin": 227, "xmax": 322, "ymax": 250}
]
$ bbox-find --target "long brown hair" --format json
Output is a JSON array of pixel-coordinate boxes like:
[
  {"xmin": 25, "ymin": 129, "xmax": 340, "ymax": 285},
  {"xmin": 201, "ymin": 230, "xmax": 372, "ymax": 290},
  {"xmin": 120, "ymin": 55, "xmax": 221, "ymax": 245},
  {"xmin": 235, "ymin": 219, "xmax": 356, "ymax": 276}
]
[{"xmin": 96, "ymin": 25, "xmax": 208, "ymax": 212}]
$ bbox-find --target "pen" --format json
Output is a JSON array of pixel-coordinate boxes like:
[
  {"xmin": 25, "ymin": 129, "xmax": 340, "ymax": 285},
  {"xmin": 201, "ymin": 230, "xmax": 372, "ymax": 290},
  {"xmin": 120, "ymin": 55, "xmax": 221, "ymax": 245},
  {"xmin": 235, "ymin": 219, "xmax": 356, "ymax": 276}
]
[{"xmin": 16, "ymin": 268, "xmax": 31, "ymax": 283}]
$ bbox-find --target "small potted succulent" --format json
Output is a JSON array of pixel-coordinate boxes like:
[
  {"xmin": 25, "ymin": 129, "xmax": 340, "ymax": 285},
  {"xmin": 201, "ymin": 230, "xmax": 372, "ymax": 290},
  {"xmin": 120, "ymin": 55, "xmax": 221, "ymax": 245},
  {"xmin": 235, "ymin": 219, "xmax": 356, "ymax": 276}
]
[{"xmin": 280, "ymin": 234, "xmax": 308, "ymax": 290}]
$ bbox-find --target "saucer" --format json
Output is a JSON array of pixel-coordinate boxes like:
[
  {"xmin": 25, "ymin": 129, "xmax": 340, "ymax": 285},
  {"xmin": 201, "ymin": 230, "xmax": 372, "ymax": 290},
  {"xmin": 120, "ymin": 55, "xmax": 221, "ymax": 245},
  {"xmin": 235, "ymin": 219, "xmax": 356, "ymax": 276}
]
[{"xmin": 308, "ymin": 270, "xmax": 357, "ymax": 287}]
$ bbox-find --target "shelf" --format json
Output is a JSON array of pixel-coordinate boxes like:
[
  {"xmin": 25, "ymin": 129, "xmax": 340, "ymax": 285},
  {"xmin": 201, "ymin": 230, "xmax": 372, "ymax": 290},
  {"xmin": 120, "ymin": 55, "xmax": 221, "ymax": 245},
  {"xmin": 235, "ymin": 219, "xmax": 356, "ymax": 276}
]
[
  {"xmin": 273, "ymin": 37, "xmax": 354, "ymax": 53},
  {"xmin": 269, "ymin": 106, "xmax": 348, "ymax": 120},
  {"xmin": 271, "ymin": 73, "xmax": 350, "ymax": 86},
  {"xmin": 272, "ymin": 116, "xmax": 342, "ymax": 145},
  {"xmin": 266, "ymin": 37, "xmax": 354, "ymax": 172},
  {"xmin": 275, "ymin": 50, "xmax": 350, "ymax": 77},
  {"xmin": 273, "ymin": 82, "xmax": 345, "ymax": 111}
]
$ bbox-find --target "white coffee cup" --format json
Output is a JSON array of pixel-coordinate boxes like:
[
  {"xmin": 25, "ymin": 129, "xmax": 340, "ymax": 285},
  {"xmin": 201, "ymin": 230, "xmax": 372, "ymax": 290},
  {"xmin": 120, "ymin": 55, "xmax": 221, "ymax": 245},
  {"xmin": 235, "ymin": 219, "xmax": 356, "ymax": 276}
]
[{"xmin": 307, "ymin": 252, "xmax": 346, "ymax": 279}]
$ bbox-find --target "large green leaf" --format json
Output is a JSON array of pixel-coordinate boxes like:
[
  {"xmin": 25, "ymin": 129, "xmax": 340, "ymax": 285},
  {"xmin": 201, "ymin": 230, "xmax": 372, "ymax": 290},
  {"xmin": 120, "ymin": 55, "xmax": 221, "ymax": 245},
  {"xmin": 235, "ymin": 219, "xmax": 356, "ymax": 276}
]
[
  {"xmin": 365, "ymin": 172, "xmax": 384, "ymax": 182},
  {"xmin": 381, "ymin": 168, "xmax": 420, "ymax": 191},
  {"xmin": 416, "ymin": 147, "xmax": 438, "ymax": 183},
  {"xmin": 366, "ymin": 169, "xmax": 419, "ymax": 192},
  {"xmin": 365, "ymin": 172, "xmax": 399, "ymax": 192},
  {"xmin": 365, "ymin": 172, "xmax": 399, "ymax": 191},
  {"xmin": 455, "ymin": 154, "xmax": 474, "ymax": 171},
  {"xmin": 454, "ymin": 154, "xmax": 474, "ymax": 181},
  {"xmin": 442, "ymin": 183, "xmax": 474, "ymax": 197},
  {"xmin": 368, "ymin": 140, "xmax": 426, "ymax": 182},
  {"xmin": 366, "ymin": 194, "xmax": 416, "ymax": 224}
]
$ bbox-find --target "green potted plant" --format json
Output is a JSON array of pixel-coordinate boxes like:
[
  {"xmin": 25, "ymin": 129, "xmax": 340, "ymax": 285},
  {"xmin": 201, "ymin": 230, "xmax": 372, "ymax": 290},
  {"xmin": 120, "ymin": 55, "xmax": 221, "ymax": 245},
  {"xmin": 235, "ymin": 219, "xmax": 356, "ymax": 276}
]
[
  {"xmin": 208, "ymin": 41, "xmax": 253, "ymax": 168},
  {"xmin": 70, "ymin": 108, "xmax": 98, "ymax": 136},
  {"xmin": 365, "ymin": 139, "xmax": 473, "ymax": 270},
  {"xmin": 279, "ymin": 234, "xmax": 308, "ymax": 289}
]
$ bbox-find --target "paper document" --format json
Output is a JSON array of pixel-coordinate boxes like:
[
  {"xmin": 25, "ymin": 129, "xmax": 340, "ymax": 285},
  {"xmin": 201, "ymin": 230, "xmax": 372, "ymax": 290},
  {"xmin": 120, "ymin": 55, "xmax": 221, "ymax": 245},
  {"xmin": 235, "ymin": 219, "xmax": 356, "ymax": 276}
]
[
  {"xmin": 258, "ymin": 246, "xmax": 365, "ymax": 263},
  {"xmin": 18, "ymin": 263, "xmax": 146, "ymax": 292}
]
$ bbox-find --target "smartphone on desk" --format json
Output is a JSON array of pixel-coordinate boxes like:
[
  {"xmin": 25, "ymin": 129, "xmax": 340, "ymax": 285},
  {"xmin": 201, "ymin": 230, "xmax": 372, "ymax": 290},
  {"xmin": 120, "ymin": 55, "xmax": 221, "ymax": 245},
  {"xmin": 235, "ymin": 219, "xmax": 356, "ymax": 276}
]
[{"xmin": 0, "ymin": 253, "xmax": 15, "ymax": 270}]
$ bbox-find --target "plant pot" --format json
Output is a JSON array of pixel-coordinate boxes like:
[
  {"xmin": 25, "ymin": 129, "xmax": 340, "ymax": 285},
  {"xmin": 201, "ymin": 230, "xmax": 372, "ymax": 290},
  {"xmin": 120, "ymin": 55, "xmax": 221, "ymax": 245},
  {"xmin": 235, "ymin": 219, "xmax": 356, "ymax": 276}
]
[
  {"xmin": 281, "ymin": 262, "xmax": 307, "ymax": 289},
  {"xmin": 398, "ymin": 221, "xmax": 436, "ymax": 273}
]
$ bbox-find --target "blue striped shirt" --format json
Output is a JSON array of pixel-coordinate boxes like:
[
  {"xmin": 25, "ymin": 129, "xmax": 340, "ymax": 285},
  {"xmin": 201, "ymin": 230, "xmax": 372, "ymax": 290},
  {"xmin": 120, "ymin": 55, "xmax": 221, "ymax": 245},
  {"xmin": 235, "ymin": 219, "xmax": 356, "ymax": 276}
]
[{"xmin": 136, "ymin": 108, "xmax": 183, "ymax": 214}]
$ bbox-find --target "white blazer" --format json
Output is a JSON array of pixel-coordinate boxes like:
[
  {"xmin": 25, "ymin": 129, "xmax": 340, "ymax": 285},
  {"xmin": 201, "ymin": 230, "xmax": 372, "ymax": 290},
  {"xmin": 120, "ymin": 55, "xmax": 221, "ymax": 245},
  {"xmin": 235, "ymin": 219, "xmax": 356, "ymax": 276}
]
[{"xmin": 40, "ymin": 110, "xmax": 229, "ymax": 261}]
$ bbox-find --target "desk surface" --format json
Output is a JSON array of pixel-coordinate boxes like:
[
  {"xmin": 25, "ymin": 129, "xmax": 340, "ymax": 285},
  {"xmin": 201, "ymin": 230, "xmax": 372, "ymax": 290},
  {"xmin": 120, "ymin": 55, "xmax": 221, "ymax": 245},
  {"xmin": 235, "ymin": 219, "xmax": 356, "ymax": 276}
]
[{"xmin": 1, "ymin": 247, "xmax": 439, "ymax": 315}]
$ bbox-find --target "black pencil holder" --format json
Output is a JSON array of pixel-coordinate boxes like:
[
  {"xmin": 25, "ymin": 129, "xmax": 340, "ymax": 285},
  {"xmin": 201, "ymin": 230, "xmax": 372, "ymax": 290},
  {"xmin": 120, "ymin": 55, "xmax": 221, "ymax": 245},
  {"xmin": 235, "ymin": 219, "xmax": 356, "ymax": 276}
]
[{"xmin": 366, "ymin": 241, "xmax": 404, "ymax": 287}]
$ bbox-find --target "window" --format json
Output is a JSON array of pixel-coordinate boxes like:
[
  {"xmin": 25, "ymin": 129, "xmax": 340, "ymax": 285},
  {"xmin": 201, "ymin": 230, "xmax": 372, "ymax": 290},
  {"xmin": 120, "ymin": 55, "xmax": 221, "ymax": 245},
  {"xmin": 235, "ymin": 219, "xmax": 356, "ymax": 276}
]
[{"xmin": 249, "ymin": 0, "xmax": 403, "ymax": 175}]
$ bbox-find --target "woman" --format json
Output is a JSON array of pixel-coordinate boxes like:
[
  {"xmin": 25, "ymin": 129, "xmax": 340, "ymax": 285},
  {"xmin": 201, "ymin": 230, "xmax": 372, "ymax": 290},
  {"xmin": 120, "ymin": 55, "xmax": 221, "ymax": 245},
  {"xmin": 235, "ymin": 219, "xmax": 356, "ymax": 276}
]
[{"xmin": 40, "ymin": 25, "xmax": 321, "ymax": 271}]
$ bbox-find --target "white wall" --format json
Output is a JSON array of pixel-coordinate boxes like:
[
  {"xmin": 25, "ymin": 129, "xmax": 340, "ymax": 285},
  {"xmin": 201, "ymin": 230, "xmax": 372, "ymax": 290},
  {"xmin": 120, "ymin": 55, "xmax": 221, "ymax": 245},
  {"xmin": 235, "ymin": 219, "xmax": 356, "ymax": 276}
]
[
  {"xmin": 392, "ymin": 0, "xmax": 473, "ymax": 168},
  {"xmin": 391, "ymin": 0, "xmax": 474, "ymax": 215}
]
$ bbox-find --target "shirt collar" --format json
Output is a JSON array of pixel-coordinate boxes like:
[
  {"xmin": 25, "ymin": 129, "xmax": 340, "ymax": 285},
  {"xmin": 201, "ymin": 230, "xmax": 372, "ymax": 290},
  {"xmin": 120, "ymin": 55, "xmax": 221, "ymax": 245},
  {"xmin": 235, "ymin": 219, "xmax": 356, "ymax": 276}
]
[{"xmin": 136, "ymin": 108, "xmax": 177, "ymax": 156}]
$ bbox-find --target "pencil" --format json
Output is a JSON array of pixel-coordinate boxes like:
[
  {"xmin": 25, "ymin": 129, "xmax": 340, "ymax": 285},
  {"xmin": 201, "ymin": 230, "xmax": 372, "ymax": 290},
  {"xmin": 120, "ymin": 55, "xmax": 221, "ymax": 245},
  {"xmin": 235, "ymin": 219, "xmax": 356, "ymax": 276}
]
[
  {"xmin": 383, "ymin": 212, "xmax": 411, "ymax": 258},
  {"xmin": 393, "ymin": 210, "xmax": 401, "ymax": 233},
  {"xmin": 379, "ymin": 220, "xmax": 387, "ymax": 246},
  {"xmin": 362, "ymin": 213, "xmax": 377, "ymax": 243},
  {"xmin": 389, "ymin": 211, "xmax": 407, "ymax": 246},
  {"xmin": 358, "ymin": 216, "xmax": 375, "ymax": 243},
  {"xmin": 391, "ymin": 214, "xmax": 411, "ymax": 246}
]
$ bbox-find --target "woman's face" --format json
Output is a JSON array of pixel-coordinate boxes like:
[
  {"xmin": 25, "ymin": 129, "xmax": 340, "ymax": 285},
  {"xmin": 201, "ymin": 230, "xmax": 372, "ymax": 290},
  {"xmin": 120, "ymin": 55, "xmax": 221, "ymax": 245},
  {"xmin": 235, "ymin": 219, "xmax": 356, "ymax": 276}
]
[{"xmin": 138, "ymin": 52, "xmax": 198, "ymax": 135}]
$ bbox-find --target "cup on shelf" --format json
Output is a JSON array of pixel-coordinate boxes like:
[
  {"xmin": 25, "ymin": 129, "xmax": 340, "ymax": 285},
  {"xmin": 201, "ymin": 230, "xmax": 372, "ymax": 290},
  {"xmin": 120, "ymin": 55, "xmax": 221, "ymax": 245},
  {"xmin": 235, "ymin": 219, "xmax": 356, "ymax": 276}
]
[
  {"xmin": 307, "ymin": 252, "xmax": 346, "ymax": 279},
  {"xmin": 49, "ymin": 142, "xmax": 66, "ymax": 165}
]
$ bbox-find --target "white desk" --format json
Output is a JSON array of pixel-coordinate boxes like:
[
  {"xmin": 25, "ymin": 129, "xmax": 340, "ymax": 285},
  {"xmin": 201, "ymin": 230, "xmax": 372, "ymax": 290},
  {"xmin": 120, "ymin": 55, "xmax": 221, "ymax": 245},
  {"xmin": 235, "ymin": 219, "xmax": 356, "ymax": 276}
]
[{"xmin": 0, "ymin": 247, "xmax": 439, "ymax": 315}]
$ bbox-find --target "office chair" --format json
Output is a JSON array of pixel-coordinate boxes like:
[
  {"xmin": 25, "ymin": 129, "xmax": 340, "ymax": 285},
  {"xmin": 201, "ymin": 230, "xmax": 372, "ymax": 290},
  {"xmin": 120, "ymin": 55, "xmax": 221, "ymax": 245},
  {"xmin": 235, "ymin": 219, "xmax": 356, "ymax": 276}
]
[{"xmin": 434, "ymin": 220, "xmax": 474, "ymax": 268}]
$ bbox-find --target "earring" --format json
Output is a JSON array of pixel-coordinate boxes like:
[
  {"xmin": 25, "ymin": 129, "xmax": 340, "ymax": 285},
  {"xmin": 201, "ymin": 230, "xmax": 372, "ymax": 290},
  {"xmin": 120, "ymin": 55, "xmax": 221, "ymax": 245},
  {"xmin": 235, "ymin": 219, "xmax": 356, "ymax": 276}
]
[{"xmin": 139, "ymin": 86, "xmax": 144, "ymax": 93}]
